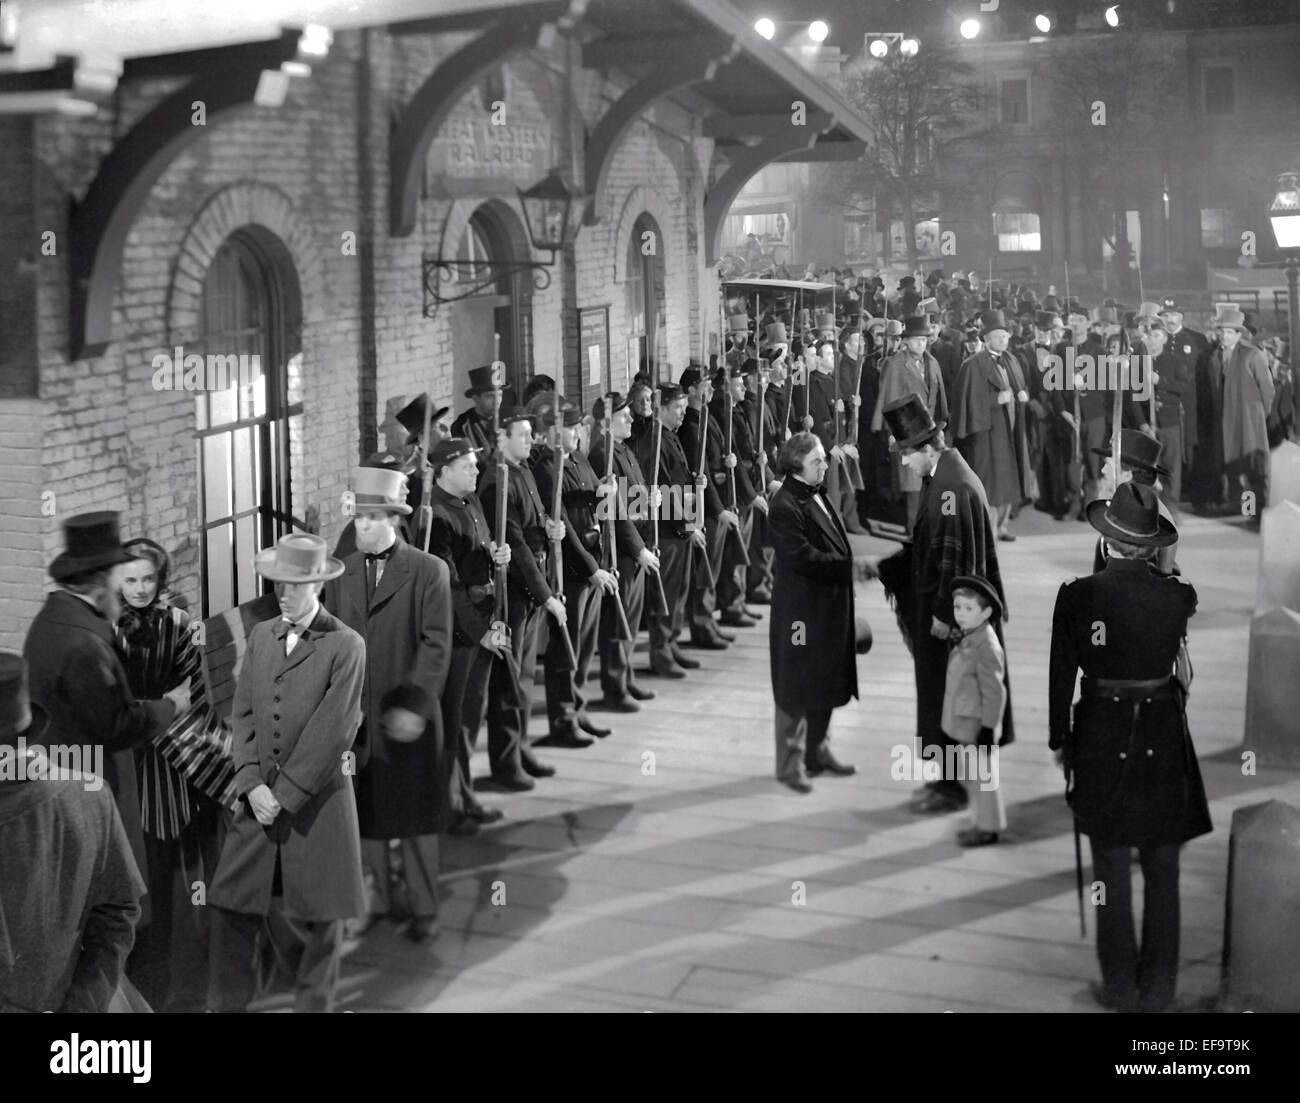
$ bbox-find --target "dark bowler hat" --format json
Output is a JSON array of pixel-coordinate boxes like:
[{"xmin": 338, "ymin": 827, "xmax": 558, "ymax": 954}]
[
  {"xmin": 497, "ymin": 405, "xmax": 534, "ymax": 431},
  {"xmin": 49, "ymin": 511, "xmax": 133, "ymax": 582},
  {"xmin": 1092, "ymin": 429, "xmax": 1171, "ymax": 479},
  {"xmin": 900, "ymin": 316, "xmax": 932, "ymax": 339},
  {"xmin": 978, "ymin": 309, "xmax": 1008, "ymax": 335},
  {"xmin": 1035, "ymin": 310, "xmax": 1063, "ymax": 331},
  {"xmin": 0, "ymin": 652, "xmax": 49, "ymax": 743},
  {"xmin": 395, "ymin": 392, "xmax": 451, "ymax": 437},
  {"xmin": 657, "ymin": 381, "xmax": 685, "ymax": 402},
  {"xmin": 899, "ymin": 276, "xmax": 916, "ymax": 288},
  {"xmin": 352, "ymin": 466, "xmax": 412, "ymax": 516},
  {"xmin": 882, "ymin": 393, "xmax": 944, "ymax": 452},
  {"xmin": 592, "ymin": 391, "xmax": 630, "ymax": 421},
  {"xmin": 465, "ymin": 365, "xmax": 510, "ymax": 397},
  {"xmin": 429, "ymin": 437, "xmax": 481, "ymax": 467},
  {"xmin": 1086, "ymin": 482, "xmax": 1178, "ymax": 548},
  {"xmin": 950, "ymin": 574, "xmax": 1003, "ymax": 622}
]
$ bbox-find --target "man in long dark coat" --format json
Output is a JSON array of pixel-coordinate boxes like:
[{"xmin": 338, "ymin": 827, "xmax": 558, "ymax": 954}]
[
  {"xmin": 950, "ymin": 310, "xmax": 1032, "ymax": 540},
  {"xmin": 1050, "ymin": 483, "xmax": 1209, "ymax": 1012},
  {"xmin": 207, "ymin": 534, "xmax": 366, "ymax": 1012},
  {"xmin": 879, "ymin": 395, "xmax": 1013, "ymax": 815},
  {"xmin": 768, "ymin": 432, "xmax": 873, "ymax": 793},
  {"xmin": 324, "ymin": 467, "xmax": 452, "ymax": 944}
]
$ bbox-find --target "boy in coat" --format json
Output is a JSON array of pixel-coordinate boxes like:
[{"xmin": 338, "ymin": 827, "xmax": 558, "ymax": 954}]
[
  {"xmin": 207, "ymin": 534, "xmax": 366, "ymax": 1013},
  {"xmin": 941, "ymin": 575, "xmax": 1008, "ymax": 846}
]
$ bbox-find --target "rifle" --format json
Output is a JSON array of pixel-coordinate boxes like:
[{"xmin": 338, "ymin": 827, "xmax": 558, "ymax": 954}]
[
  {"xmin": 1064, "ymin": 261, "xmax": 1085, "ymax": 515},
  {"xmin": 598, "ymin": 397, "xmax": 634, "ymax": 644},
  {"xmin": 1113, "ymin": 322, "xmax": 1128, "ymax": 491},
  {"xmin": 489, "ymin": 335, "xmax": 526, "ymax": 707},
  {"xmin": 646, "ymin": 387, "xmax": 671, "ymax": 617},
  {"xmin": 721, "ymin": 365, "xmax": 750, "ymax": 572},
  {"xmin": 420, "ymin": 392, "xmax": 435, "ymax": 553},
  {"xmin": 843, "ymin": 309, "xmax": 867, "ymax": 492},
  {"xmin": 692, "ymin": 363, "xmax": 718, "ymax": 591},
  {"xmin": 547, "ymin": 412, "xmax": 579, "ymax": 672}
]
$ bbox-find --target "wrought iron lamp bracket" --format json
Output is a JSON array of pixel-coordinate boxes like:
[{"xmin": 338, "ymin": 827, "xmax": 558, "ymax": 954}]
[{"xmin": 422, "ymin": 254, "xmax": 555, "ymax": 314}]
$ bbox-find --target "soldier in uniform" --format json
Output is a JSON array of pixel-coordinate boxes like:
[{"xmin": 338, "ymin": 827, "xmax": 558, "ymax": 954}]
[
  {"xmin": 532, "ymin": 399, "xmax": 618, "ymax": 744},
  {"xmin": 739, "ymin": 358, "xmax": 775, "ymax": 604},
  {"xmin": 423, "ymin": 438, "xmax": 511, "ymax": 834},
  {"xmin": 587, "ymin": 391, "xmax": 661, "ymax": 711},
  {"xmin": 1049, "ymin": 482, "xmax": 1209, "ymax": 1013},
  {"xmin": 680, "ymin": 366, "xmax": 745, "ymax": 644},
  {"xmin": 476, "ymin": 408, "xmax": 568, "ymax": 788},
  {"xmin": 635, "ymin": 382, "xmax": 708, "ymax": 678},
  {"xmin": 710, "ymin": 361, "xmax": 765, "ymax": 625}
]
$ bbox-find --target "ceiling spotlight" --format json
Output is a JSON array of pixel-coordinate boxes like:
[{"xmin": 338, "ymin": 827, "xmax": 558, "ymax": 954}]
[
  {"xmin": 1034, "ymin": 13, "xmax": 1053, "ymax": 33},
  {"xmin": 1105, "ymin": 5, "xmax": 1121, "ymax": 27},
  {"xmin": 959, "ymin": 18, "xmax": 982, "ymax": 40},
  {"xmin": 869, "ymin": 37, "xmax": 889, "ymax": 58},
  {"xmin": 754, "ymin": 17, "xmax": 776, "ymax": 40},
  {"xmin": 900, "ymin": 36, "xmax": 920, "ymax": 56},
  {"xmin": 808, "ymin": 20, "xmax": 830, "ymax": 43}
]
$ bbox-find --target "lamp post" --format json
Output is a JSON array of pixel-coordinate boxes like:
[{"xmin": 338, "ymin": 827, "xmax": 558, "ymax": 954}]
[{"xmin": 1268, "ymin": 169, "xmax": 1300, "ymax": 374}]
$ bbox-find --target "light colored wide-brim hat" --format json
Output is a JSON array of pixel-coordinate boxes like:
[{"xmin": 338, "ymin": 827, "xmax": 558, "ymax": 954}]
[
  {"xmin": 1215, "ymin": 305, "xmax": 1248, "ymax": 332},
  {"xmin": 253, "ymin": 533, "xmax": 345, "ymax": 583},
  {"xmin": 353, "ymin": 466, "xmax": 412, "ymax": 516}
]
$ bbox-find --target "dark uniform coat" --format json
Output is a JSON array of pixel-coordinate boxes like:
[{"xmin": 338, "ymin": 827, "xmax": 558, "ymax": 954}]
[
  {"xmin": 767, "ymin": 475, "xmax": 857, "ymax": 710},
  {"xmin": 324, "ymin": 540, "xmax": 452, "ymax": 838},
  {"xmin": 680, "ymin": 406, "xmax": 728, "ymax": 519},
  {"xmin": 479, "ymin": 460, "xmax": 554, "ymax": 606},
  {"xmin": 425, "ymin": 484, "xmax": 497, "ymax": 648},
  {"xmin": 533, "ymin": 445, "xmax": 603, "ymax": 582},
  {"xmin": 636, "ymin": 422, "xmax": 697, "ymax": 540},
  {"xmin": 587, "ymin": 434, "xmax": 650, "ymax": 557},
  {"xmin": 207, "ymin": 607, "xmax": 366, "ymax": 920},
  {"xmin": 1049, "ymin": 558, "xmax": 1211, "ymax": 848}
]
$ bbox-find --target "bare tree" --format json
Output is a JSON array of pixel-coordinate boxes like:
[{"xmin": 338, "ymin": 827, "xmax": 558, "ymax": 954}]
[{"xmin": 808, "ymin": 45, "xmax": 985, "ymax": 270}]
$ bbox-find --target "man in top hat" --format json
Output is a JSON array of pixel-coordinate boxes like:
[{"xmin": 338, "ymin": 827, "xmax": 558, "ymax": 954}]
[
  {"xmin": 206, "ymin": 533, "xmax": 366, "ymax": 1012},
  {"xmin": 450, "ymin": 366, "xmax": 510, "ymax": 477},
  {"xmin": 635, "ymin": 381, "xmax": 708, "ymax": 678},
  {"xmin": 587, "ymin": 391, "xmax": 661, "ymax": 712},
  {"xmin": 476, "ymin": 407, "xmax": 568, "ymax": 787},
  {"xmin": 878, "ymin": 395, "xmax": 1012, "ymax": 815},
  {"xmin": 323, "ymin": 468, "xmax": 452, "ymax": 944},
  {"xmin": 1050, "ymin": 482, "xmax": 1208, "ymax": 1012},
  {"xmin": 0, "ymin": 652, "xmax": 149, "ymax": 1012},
  {"xmin": 422, "ymin": 437, "xmax": 512, "ymax": 835},
  {"xmin": 872, "ymin": 314, "xmax": 949, "ymax": 528},
  {"xmin": 24, "ymin": 511, "xmax": 191, "ymax": 898},
  {"xmin": 1028, "ymin": 309, "xmax": 1074, "ymax": 520},
  {"xmin": 1210, "ymin": 306, "xmax": 1275, "ymax": 519},
  {"xmin": 532, "ymin": 398, "xmax": 620, "ymax": 744},
  {"xmin": 951, "ymin": 309, "xmax": 1033, "ymax": 540},
  {"xmin": 1090, "ymin": 429, "xmax": 1179, "ymax": 576}
]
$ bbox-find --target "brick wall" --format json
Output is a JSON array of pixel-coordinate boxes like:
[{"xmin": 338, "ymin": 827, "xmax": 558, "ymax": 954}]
[{"xmin": 4, "ymin": 25, "xmax": 718, "ymax": 635}]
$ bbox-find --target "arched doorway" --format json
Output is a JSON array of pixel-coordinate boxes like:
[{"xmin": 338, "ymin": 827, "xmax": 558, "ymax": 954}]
[
  {"xmin": 448, "ymin": 205, "xmax": 532, "ymax": 405},
  {"xmin": 625, "ymin": 212, "xmax": 667, "ymax": 381},
  {"xmin": 195, "ymin": 228, "xmax": 303, "ymax": 617}
]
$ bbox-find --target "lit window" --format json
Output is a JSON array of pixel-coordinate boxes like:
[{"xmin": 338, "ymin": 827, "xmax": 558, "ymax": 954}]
[
  {"xmin": 1200, "ymin": 208, "xmax": 1237, "ymax": 248},
  {"xmin": 995, "ymin": 211, "xmax": 1041, "ymax": 252}
]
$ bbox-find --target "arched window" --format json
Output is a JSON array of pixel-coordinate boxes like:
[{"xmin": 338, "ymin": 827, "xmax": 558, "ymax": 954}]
[
  {"xmin": 626, "ymin": 213, "xmax": 666, "ymax": 381},
  {"xmin": 195, "ymin": 231, "xmax": 301, "ymax": 617}
]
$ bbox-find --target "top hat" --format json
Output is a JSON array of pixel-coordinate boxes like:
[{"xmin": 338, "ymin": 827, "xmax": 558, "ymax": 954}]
[
  {"xmin": 1090, "ymin": 305, "xmax": 1119, "ymax": 326},
  {"xmin": 49, "ymin": 511, "xmax": 133, "ymax": 582},
  {"xmin": 395, "ymin": 393, "xmax": 451, "ymax": 437},
  {"xmin": 429, "ymin": 437, "xmax": 481, "ymax": 468},
  {"xmin": 1091, "ymin": 429, "xmax": 1171, "ymax": 479},
  {"xmin": 1035, "ymin": 310, "xmax": 1063, "ymax": 331},
  {"xmin": 352, "ymin": 467, "xmax": 412, "ymax": 516},
  {"xmin": 950, "ymin": 574, "xmax": 1003, "ymax": 622},
  {"xmin": 1042, "ymin": 294, "xmax": 1062, "ymax": 313},
  {"xmin": 900, "ymin": 316, "xmax": 933, "ymax": 339},
  {"xmin": 899, "ymin": 276, "xmax": 916, "ymax": 288},
  {"xmin": 764, "ymin": 321, "xmax": 789, "ymax": 346},
  {"xmin": 378, "ymin": 395, "xmax": 410, "ymax": 433},
  {"xmin": 465, "ymin": 365, "xmax": 509, "ymax": 397},
  {"xmin": 979, "ymin": 309, "xmax": 1008, "ymax": 335},
  {"xmin": 0, "ymin": 653, "xmax": 49, "ymax": 743},
  {"xmin": 1215, "ymin": 306, "xmax": 1248, "ymax": 332},
  {"xmin": 1087, "ymin": 482, "xmax": 1177, "ymax": 548},
  {"xmin": 592, "ymin": 391, "xmax": 631, "ymax": 421},
  {"xmin": 882, "ymin": 394, "xmax": 944, "ymax": 452},
  {"xmin": 815, "ymin": 310, "xmax": 836, "ymax": 333},
  {"xmin": 252, "ymin": 533, "xmax": 345, "ymax": 583},
  {"xmin": 727, "ymin": 313, "xmax": 751, "ymax": 336}
]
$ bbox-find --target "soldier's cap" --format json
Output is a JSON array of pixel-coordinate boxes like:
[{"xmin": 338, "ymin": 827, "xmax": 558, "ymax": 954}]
[
  {"xmin": 496, "ymin": 406, "xmax": 533, "ymax": 431},
  {"xmin": 679, "ymin": 366, "xmax": 707, "ymax": 392},
  {"xmin": 1159, "ymin": 297, "xmax": 1182, "ymax": 314},
  {"xmin": 429, "ymin": 437, "xmax": 482, "ymax": 467},
  {"xmin": 950, "ymin": 574, "xmax": 1003, "ymax": 622},
  {"xmin": 657, "ymin": 381, "xmax": 685, "ymax": 402},
  {"xmin": 592, "ymin": 391, "xmax": 631, "ymax": 421},
  {"xmin": 740, "ymin": 357, "xmax": 763, "ymax": 375}
]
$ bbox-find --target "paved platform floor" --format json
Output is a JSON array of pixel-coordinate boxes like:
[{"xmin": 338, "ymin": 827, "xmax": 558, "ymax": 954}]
[{"xmin": 336, "ymin": 505, "xmax": 1296, "ymax": 1013}]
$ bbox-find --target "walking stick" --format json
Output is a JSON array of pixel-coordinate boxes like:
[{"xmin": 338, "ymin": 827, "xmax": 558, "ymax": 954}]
[
  {"xmin": 647, "ymin": 387, "xmax": 671, "ymax": 617},
  {"xmin": 1074, "ymin": 817, "xmax": 1087, "ymax": 938},
  {"xmin": 547, "ymin": 414, "xmax": 579, "ymax": 672}
]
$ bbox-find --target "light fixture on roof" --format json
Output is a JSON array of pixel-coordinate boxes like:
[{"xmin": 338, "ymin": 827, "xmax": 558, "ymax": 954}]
[
  {"xmin": 754, "ymin": 17, "xmax": 776, "ymax": 41},
  {"xmin": 900, "ymin": 36, "xmax": 920, "ymax": 56},
  {"xmin": 1105, "ymin": 5, "xmax": 1121, "ymax": 27},
  {"xmin": 298, "ymin": 24, "xmax": 332, "ymax": 57},
  {"xmin": 868, "ymin": 37, "xmax": 888, "ymax": 58},
  {"xmin": 1034, "ymin": 12, "xmax": 1054, "ymax": 33},
  {"xmin": 808, "ymin": 20, "xmax": 829, "ymax": 43},
  {"xmin": 865, "ymin": 33, "xmax": 918, "ymax": 59},
  {"xmin": 959, "ymin": 18, "xmax": 982, "ymax": 40}
]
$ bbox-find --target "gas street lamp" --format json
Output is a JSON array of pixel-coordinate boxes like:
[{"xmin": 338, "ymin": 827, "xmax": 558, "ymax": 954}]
[{"xmin": 1268, "ymin": 168, "xmax": 1300, "ymax": 376}]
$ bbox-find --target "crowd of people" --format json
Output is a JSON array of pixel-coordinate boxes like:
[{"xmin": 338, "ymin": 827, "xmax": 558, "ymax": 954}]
[{"xmin": 0, "ymin": 263, "xmax": 1286, "ymax": 1016}]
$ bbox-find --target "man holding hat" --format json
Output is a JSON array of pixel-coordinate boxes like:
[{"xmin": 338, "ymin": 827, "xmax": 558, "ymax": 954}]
[
  {"xmin": 1050, "ymin": 482, "xmax": 1209, "ymax": 1012},
  {"xmin": 477, "ymin": 407, "xmax": 569, "ymax": 786},
  {"xmin": 0, "ymin": 652, "xmax": 150, "ymax": 1012},
  {"xmin": 423, "ymin": 437, "xmax": 513, "ymax": 833},
  {"xmin": 877, "ymin": 395, "xmax": 1013, "ymax": 815},
  {"xmin": 323, "ymin": 467, "xmax": 452, "ymax": 944},
  {"xmin": 24, "ymin": 510, "xmax": 191, "ymax": 896},
  {"xmin": 951, "ymin": 309, "xmax": 1033, "ymax": 540},
  {"xmin": 206, "ymin": 533, "xmax": 366, "ymax": 1012},
  {"xmin": 588, "ymin": 391, "xmax": 662, "ymax": 711}
]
